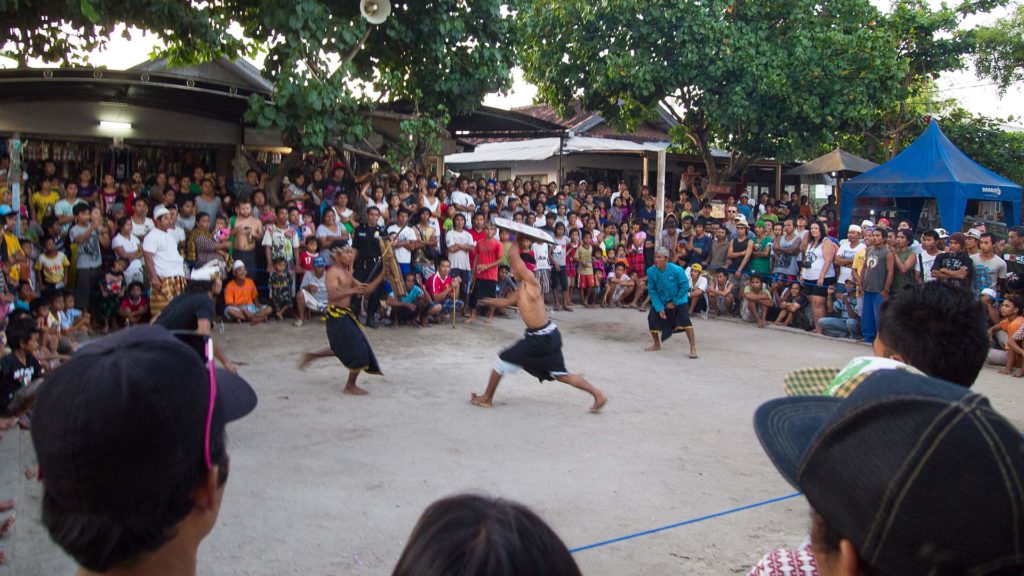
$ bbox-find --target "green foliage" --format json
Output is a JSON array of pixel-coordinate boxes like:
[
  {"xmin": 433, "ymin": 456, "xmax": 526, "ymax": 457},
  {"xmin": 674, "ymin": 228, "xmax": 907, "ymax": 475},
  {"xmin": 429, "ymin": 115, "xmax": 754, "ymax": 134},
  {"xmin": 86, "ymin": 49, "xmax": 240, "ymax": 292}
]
[
  {"xmin": 974, "ymin": 3, "xmax": 1024, "ymax": 93},
  {"xmin": 934, "ymin": 110, "xmax": 1024, "ymax": 185},
  {"xmin": 515, "ymin": 0, "xmax": 906, "ymax": 194},
  {"xmin": 386, "ymin": 106, "xmax": 452, "ymax": 172}
]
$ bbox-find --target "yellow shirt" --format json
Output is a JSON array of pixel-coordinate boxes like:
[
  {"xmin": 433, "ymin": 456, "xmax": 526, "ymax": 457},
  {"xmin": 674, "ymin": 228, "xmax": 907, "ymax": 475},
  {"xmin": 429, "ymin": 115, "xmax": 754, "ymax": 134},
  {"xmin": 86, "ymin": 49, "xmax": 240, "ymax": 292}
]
[
  {"xmin": 852, "ymin": 249, "xmax": 867, "ymax": 297},
  {"xmin": 32, "ymin": 191, "xmax": 60, "ymax": 222}
]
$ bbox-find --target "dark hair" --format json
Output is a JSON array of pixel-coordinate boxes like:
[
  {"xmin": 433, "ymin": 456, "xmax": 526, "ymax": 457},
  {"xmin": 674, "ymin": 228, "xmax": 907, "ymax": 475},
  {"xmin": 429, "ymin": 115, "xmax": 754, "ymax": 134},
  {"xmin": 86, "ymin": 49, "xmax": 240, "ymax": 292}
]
[
  {"xmin": 187, "ymin": 280, "xmax": 215, "ymax": 294},
  {"xmin": 895, "ymin": 228, "xmax": 913, "ymax": 244},
  {"xmin": 1007, "ymin": 294, "xmax": 1024, "ymax": 313},
  {"xmin": 6, "ymin": 318, "xmax": 39, "ymax": 350},
  {"xmin": 981, "ymin": 232, "xmax": 996, "ymax": 244},
  {"xmin": 878, "ymin": 282, "xmax": 988, "ymax": 387},
  {"xmin": 876, "ymin": 227, "xmax": 889, "ymax": 240},
  {"xmin": 73, "ymin": 203, "xmax": 91, "ymax": 216},
  {"xmin": 43, "ymin": 428, "xmax": 228, "ymax": 572},
  {"xmin": 42, "ymin": 215, "xmax": 59, "ymax": 231},
  {"xmin": 922, "ymin": 230, "xmax": 939, "ymax": 242},
  {"xmin": 391, "ymin": 494, "xmax": 581, "ymax": 576}
]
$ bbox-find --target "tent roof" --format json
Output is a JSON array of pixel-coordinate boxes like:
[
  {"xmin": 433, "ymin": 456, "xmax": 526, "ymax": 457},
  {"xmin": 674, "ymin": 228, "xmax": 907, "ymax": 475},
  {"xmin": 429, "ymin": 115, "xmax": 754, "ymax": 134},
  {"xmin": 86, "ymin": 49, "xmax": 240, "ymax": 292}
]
[
  {"xmin": 785, "ymin": 148, "xmax": 878, "ymax": 176},
  {"xmin": 445, "ymin": 136, "xmax": 673, "ymax": 166},
  {"xmin": 846, "ymin": 121, "xmax": 1021, "ymax": 191}
]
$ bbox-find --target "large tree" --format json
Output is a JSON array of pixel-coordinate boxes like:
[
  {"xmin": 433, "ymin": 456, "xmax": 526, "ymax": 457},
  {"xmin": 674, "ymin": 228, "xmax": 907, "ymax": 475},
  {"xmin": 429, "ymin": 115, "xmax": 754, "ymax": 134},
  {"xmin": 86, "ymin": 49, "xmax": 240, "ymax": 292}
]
[
  {"xmin": 514, "ymin": 0, "xmax": 905, "ymax": 198},
  {"xmin": 3, "ymin": 0, "xmax": 516, "ymax": 202},
  {"xmin": 973, "ymin": 3, "xmax": 1024, "ymax": 93}
]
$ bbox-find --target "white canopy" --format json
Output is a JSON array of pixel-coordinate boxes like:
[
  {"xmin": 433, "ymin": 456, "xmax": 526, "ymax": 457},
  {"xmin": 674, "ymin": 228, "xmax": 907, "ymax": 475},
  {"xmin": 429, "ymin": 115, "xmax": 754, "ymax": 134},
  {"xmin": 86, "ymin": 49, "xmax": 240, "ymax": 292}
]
[{"xmin": 445, "ymin": 136, "xmax": 671, "ymax": 166}]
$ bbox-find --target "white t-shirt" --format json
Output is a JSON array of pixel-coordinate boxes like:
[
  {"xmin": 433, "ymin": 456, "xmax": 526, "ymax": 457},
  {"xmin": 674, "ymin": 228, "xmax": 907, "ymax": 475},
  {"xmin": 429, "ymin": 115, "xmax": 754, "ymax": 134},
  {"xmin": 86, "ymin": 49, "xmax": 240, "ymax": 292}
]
[
  {"xmin": 531, "ymin": 242, "xmax": 551, "ymax": 270},
  {"xmin": 551, "ymin": 237, "xmax": 568, "ymax": 267},
  {"xmin": 387, "ymin": 224, "xmax": 419, "ymax": 264},
  {"xmin": 143, "ymin": 228, "xmax": 185, "ymax": 278},
  {"xmin": 686, "ymin": 268, "xmax": 709, "ymax": 292},
  {"xmin": 300, "ymin": 270, "xmax": 327, "ymax": 295},
  {"xmin": 131, "ymin": 217, "xmax": 155, "ymax": 239},
  {"xmin": 836, "ymin": 240, "xmax": 866, "ymax": 284},
  {"xmin": 169, "ymin": 225, "xmax": 186, "ymax": 246},
  {"xmin": 446, "ymin": 229, "xmax": 475, "ymax": 271},
  {"xmin": 450, "ymin": 190, "xmax": 476, "ymax": 213},
  {"xmin": 111, "ymin": 233, "xmax": 144, "ymax": 278},
  {"xmin": 920, "ymin": 250, "xmax": 940, "ymax": 282}
]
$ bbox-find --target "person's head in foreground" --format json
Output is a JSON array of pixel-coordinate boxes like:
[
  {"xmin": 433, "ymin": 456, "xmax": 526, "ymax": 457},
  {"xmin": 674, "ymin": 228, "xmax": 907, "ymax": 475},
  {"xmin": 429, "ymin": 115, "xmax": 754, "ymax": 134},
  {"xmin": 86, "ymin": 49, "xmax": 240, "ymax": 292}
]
[
  {"xmin": 876, "ymin": 282, "xmax": 988, "ymax": 387},
  {"xmin": 392, "ymin": 494, "xmax": 581, "ymax": 576},
  {"xmin": 31, "ymin": 325, "xmax": 257, "ymax": 575},
  {"xmin": 755, "ymin": 370, "xmax": 1024, "ymax": 576}
]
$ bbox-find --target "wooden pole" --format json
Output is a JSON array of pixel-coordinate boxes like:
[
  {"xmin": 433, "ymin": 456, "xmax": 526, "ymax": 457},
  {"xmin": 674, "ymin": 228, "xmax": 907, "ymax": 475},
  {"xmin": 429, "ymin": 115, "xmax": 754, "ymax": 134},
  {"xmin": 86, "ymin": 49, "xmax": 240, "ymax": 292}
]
[
  {"xmin": 775, "ymin": 162, "xmax": 782, "ymax": 201},
  {"xmin": 642, "ymin": 154, "xmax": 650, "ymax": 187},
  {"xmin": 655, "ymin": 150, "xmax": 667, "ymax": 249}
]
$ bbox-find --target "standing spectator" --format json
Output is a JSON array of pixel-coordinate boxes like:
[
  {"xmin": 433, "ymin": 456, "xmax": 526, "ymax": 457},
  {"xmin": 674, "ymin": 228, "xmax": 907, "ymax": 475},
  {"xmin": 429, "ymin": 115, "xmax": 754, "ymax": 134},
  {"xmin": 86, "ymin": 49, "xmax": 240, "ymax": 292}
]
[
  {"xmin": 918, "ymin": 229, "xmax": 943, "ymax": 282},
  {"xmin": 833, "ymin": 224, "xmax": 865, "ymax": 286},
  {"xmin": 891, "ymin": 228, "xmax": 921, "ymax": 294},
  {"xmin": 800, "ymin": 221, "xmax": 836, "ymax": 333},
  {"xmin": 128, "ymin": 197, "xmax": 154, "ymax": 239},
  {"xmin": 728, "ymin": 215, "xmax": 753, "ymax": 279},
  {"xmin": 111, "ymin": 216, "xmax": 145, "ymax": 286},
  {"xmin": 268, "ymin": 257, "xmax": 294, "ymax": 321},
  {"xmin": 143, "ymin": 205, "xmax": 187, "ymax": 318},
  {"xmin": 35, "ymin": 235, "xmax": 69, "ymax": 291},
  {"xmin": 971, "ymin": 232, "xmax": 1007, "ymax": 298},
  {"xmin": 1002, "ymin": 226, "xmax": 1024, "ymax": 276},
  {"xmin": 748, "ymin": 220, "xmax": 772, "ymax": 279},
  {"xmin": 445, "ymin": 214, "xmax": 475, "ymax": 317},
  {"xmin": 574, "ymin": 234, "xmax": 596, "ymax": 308},
  {"xmin": 708, "ymin": 226, "xmax": 731, "ymax": 271},
  {"xmin": 264, "ymin": 206, "xmax": 300, "ymax": 277},
  {"xmin": 860, "ymin": 228, "xmax": 894, "ymax": 345},
  {"xmin": 231, "ymin": 198, "xmax": 264, "ymax": 274},
  {"xmin": 30, "ymin": 326, "xmax": 256, "ymax": 576},
  {"xmin": 931, "ymin": 232, "xmax": 972, "ymax": 290},
  {"xmin": 194, "ymin": 177, "xmax": 222, "ymax": 220},
  {"xmin": 467, "ymin": 223, "xmax": 503, "ymax": 324},
  {"xmin": 70, "ymin": 204, "xmax": 107, "ymax": 319},
  {"xmin": 387, "ymin": 208, "xmax": 420, "ymax": 277},
  {"xmin": 97, "ymin": 258, "xmax": 126, "ymax": 334},
  {"xmin": 351, "ymin": 206, "xmax": 386, "ymax": 327},
  {"xmin": 772, "ymin": 218, "xmax": 802, "ymax": 282},
  {"xmin": 54, "ymin": 181, "xmax": 83, "ymax": 236},
  {"xmin": 686, "ymin": 221, "xmax": 712, "ymax": 268}
]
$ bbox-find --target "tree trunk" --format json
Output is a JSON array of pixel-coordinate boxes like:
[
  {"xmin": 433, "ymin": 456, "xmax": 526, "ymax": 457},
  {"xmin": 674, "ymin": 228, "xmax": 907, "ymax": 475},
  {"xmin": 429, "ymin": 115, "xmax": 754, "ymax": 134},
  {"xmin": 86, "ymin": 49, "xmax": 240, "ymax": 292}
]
[{"xmin": 266, "ymin": 148, "xmax": 302, "ymax": 207}]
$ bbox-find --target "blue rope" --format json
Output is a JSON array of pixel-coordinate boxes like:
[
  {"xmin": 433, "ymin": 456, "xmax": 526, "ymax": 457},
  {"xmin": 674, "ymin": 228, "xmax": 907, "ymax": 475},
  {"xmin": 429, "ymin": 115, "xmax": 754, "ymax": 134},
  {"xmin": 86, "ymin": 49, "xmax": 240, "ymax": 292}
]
[{"xmin": 569, "ymin": 492, "xmax": 802, "ymax": 554}]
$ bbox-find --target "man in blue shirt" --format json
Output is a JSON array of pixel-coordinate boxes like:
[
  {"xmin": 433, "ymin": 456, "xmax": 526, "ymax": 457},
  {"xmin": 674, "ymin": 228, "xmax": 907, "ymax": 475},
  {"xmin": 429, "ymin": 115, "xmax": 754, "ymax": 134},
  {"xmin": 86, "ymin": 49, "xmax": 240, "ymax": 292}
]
[{"xmin": 646, "ymin": 247, "xmax": 698, "ymax": 358}]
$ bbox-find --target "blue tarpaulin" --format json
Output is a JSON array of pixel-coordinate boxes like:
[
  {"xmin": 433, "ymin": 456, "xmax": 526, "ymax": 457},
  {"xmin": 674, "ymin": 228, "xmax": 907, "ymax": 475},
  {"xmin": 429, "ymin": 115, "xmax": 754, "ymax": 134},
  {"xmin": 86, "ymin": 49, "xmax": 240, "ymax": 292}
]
[{"xmin": 840, "ymin": 121, "xmax": 1022, "ymax": 232}]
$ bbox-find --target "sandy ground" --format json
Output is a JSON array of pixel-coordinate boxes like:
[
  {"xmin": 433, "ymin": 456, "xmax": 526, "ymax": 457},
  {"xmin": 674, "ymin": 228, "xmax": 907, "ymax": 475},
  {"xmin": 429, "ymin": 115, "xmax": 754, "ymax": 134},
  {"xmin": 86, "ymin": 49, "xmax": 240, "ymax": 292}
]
[{"xmin": 3, "ymin": 308, "xmax": 1023, "ymax": 575}]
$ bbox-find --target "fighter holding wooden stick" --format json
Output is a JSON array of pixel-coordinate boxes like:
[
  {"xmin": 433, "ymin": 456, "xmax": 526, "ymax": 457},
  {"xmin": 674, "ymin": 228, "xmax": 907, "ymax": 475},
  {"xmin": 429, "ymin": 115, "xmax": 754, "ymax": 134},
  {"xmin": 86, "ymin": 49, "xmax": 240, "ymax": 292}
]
[{"xmin": 471, "ymin": 223, "xmax": 607, "ymax": 413}]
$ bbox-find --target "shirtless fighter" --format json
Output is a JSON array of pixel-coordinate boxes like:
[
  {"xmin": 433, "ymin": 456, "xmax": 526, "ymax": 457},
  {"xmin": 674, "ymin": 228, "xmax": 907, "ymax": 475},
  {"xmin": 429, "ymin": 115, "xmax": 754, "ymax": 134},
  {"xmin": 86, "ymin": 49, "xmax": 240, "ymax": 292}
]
[
  {"xmin": 298, "ymin": 240, "xmax": 387, "ymax": 395},
  {"xmin": 471, "ymin": 234, "xmax": 607, "ymax": 413}
]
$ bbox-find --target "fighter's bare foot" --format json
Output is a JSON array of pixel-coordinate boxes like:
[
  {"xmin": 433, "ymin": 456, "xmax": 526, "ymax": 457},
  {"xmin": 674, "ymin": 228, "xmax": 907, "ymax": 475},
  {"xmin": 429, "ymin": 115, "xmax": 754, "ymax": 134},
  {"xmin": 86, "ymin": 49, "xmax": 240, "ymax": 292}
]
[
  {"xmin": 343, "ymin": 384, "xmax": 369, "ymax": 396},
  {"xmin": 0, "ymin": 516, "xmax": 14, "ymax": 538},
  {"xmin": 297, "ymin": 353, "xmax": 317, "ymax": 371},
  {"xmin": 484, "ymin": 318, "xmax": 493, "ymax": 324},
  {"xmin": 563, "ymin": 305, "xmax": 574, "ymax": 312},
  {"xmin": 645, "ymin": 344, "xmax": 661, "ymax": 352},
  {"xmin": 464, "ymin": 317, "xmax": 476, "ymax": 324},
  {"xmin": 1014, "ymin": 369, "xmax": 1024, "ymax": 378},
  {"xmin": 689, "ymin": 350, "xmax": 699, "ymax": 359},
  {"xmin": 1000, "ymin": 367, "xmax": 1012, "ymax": 375},
  {"xmin": 0, "ymin": 500, "xmax": 13, "ymax": 513},
  {"xmin": 590, "ymin": 392, "xmax": 608, "ymax": 413},
  {"xmin": 470, "ymin": 393, "xmax": 492, "ymax": 408}
]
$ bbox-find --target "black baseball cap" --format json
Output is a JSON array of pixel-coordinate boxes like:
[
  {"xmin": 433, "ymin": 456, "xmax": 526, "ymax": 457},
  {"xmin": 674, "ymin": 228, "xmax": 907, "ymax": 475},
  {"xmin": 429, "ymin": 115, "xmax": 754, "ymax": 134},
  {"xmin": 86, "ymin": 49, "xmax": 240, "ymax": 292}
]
[
  {"xmin": 31, "ymin": 325, "xmax": 257, "ymax": 515},
  {"xmin": 755, "ymin": 370, "xmax": 1024, "ymax": 574}
]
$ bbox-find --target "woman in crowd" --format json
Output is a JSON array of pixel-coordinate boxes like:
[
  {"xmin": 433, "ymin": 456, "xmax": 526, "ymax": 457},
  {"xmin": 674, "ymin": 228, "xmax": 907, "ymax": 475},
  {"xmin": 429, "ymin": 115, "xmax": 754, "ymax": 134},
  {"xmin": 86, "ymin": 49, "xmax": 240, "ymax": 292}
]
[{"xmin": 800, "ymin": 221, "xmax": 836, "ymax": 333}]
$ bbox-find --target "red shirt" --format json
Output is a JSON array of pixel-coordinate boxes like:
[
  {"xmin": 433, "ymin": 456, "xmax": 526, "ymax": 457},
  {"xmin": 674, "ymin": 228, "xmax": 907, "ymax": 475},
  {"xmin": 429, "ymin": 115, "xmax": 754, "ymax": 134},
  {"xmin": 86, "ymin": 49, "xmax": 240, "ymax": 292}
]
[
  {"xmin": 427, "ymin": 272, "xmax": 452, "ymax": 296},
  {"xmin": 474, "ymin": 238, "xmax": 504, "ymax": 281},
  {"xmin": 297, "ymin": 248, "xmax": 316, "ymax": 272},
  {"xmin": 469, "ymin": 227, "xmax": 488, "ymax": 269}
]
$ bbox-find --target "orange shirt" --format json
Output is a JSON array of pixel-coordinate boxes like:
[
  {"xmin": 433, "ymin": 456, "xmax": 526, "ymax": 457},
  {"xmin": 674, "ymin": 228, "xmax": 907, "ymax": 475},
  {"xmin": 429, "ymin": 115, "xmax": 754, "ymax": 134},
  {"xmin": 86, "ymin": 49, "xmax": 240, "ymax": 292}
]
[
  {"xmin": 224, "ymin": 278, "xmax": 259, "ymax": 307},
  {"xmin": 1000, "ymin": 316, "xmax": 1024, "ymax": 348}
]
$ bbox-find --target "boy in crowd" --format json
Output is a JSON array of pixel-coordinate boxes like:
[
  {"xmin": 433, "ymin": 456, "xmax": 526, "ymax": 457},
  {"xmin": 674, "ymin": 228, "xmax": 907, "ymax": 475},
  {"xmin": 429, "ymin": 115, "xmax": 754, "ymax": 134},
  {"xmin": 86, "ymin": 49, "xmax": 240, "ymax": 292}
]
[
  {"xmin": 387, "ymin": 273, "xmax": 441, "ymax": 328},
  {"xmin": 603, "ymin": 262, "xmax": 635, "ymax": 307},
  {"xmin": 987, "ymin": 294, "xmax": 1024, "ymax": 376},
  {"xmin": 269, "ymin": 257, "xmax": 294, "ymax": 321},
  {"xmin": 707, "ymin": 268, "xmax": 736, "ymax": 317},
  {"xmin": 294, "ymin": 257, "xmax": 329, "ymax": 327},
  {"xmin": 118, "ymin": 281, "xmax": 149, "ymax": 326},
  {"xmin": 426, "ymin": 259, "xmax": 464, "ymax": 318},
  {"xmin": 741, "ymin": 274, "xmax": 773, "ymax": 328},
  {"xmin": 224, "ymin": 261, "xmax": 272, "ymax": 324}
]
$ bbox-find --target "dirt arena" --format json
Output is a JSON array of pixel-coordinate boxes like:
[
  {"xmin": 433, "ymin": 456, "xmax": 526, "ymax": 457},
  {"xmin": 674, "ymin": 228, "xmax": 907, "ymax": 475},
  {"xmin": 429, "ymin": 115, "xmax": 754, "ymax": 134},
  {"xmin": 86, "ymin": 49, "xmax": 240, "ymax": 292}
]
[{"xmin": 4, "ymin": 309, "xmax": 1022, "ymax": 575}]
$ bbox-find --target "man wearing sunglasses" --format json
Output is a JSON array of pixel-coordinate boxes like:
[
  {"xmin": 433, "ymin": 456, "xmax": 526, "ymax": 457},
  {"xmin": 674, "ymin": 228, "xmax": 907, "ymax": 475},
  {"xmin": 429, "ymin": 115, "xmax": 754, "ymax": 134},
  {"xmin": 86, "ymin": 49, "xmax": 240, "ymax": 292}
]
[
  {"xmin": 31, "ymin": 325, "xmax": 257, "ymax": 575},
  {"xmin": 155, "ymin": 261, "xmax": 238, "ymax": 373}
]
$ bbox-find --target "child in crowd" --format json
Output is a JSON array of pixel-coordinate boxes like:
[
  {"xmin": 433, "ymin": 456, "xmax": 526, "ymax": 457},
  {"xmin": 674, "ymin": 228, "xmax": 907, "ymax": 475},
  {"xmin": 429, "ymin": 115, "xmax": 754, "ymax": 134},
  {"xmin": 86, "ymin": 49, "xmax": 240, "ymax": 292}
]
[
  {"xmin": 708, "ymin": 268, "xmax": 736, "ymax": 317},
  {"xmin": 58, "ymin": 291, "xmax": 90, "ymax": 338},
  {"xmin": 269, "ymin": 257, "xmax": 294, "ymax": 321},
  {"xmin": 741, "ymin": 274, "xmax": 774, "ymax": 328},
  {"xmin": 297, "ymin": 235, "xmax": 319, "ymax": 282},
  {"xmin": 30, "ymin": 297, "xmax": 60, "ymax": 358},
  {"xmin": 34, "ymin": 235, "xmax": 69, "ymax": 291},
  {"xmin": 774, "ymin": 282, "xmax": 809, "ymax": 329},
  {"xmin": 98, "ymin": 258, "xmax": 127, "ymax": 333},
  {"xmin": 988, "ymin": 294, "xmax": 1024, "ymax": 376},
  {"xmin": 574, "ymin": 234, "xmax": 596, "ymax": 307},
  {"xmin": 118, "ymin": 281, "xmax": 150, "ymax": 326}
]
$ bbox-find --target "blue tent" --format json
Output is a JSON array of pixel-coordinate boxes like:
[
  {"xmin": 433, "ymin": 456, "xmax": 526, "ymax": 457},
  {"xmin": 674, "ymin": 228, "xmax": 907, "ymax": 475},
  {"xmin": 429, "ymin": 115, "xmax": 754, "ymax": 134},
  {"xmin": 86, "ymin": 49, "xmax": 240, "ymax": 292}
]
[{"xmin": 840, "ymin": 120, "xmax": 1022, "ymax": 232}]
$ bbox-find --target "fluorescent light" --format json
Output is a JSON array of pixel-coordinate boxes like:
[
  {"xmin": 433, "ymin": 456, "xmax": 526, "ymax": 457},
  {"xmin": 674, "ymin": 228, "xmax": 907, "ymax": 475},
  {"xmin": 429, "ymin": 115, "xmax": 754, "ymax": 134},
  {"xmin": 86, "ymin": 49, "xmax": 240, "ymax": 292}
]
[{"xmin": 99, "ymin": 120, "xmax": 132, "ymax": 130}]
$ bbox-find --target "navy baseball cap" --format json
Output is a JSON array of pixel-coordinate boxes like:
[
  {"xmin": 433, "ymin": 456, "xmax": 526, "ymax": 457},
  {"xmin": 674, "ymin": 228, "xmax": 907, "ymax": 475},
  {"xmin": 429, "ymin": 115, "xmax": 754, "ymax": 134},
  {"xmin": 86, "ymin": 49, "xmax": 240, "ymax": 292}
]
[
  {"xmin": 31, "ymin": 325, "xmax": 257, "ymax": 515},
  {"xmin": 755, "ymin": 370, "xmax": 1024, "ymax": 574}
]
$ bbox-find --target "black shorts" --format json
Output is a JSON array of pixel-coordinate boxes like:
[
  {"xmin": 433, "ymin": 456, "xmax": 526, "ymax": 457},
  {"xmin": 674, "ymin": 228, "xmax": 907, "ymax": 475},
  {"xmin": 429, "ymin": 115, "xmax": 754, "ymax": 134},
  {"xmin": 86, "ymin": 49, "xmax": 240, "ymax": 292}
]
[
  {"xmin": 473, "ymin": 279, "xmax": 497, "ymax": 306},
  {"xmin": 803, "ymin": 276, "xmax": 836, "ymax": 297},
  {"xmin": 648, "ymin": 305, "xmax": 692, "ymax": 342},
  {"xmin": 550, "ymin": 268, "xmax": 568, "ymax": 291},
  {"xmin": 497, "ymin": 322, "xmax": 568, "ymax": 382}
]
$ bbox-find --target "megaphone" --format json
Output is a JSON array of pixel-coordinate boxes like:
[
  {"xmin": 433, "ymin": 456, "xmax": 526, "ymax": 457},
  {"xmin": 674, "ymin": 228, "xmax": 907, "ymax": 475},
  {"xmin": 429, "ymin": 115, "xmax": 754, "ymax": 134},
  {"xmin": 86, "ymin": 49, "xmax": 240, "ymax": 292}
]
[{"xmin": 360, "ymin": 0, "xmax": 391, "ymax": 25}]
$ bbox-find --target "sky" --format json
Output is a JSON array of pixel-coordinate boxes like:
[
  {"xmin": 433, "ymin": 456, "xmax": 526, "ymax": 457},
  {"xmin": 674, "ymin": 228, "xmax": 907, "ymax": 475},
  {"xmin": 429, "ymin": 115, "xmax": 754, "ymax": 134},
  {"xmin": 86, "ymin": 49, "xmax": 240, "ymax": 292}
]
[{"xmin": 2, "ymin": 5, "xmax": 1020, "ymax": 128}]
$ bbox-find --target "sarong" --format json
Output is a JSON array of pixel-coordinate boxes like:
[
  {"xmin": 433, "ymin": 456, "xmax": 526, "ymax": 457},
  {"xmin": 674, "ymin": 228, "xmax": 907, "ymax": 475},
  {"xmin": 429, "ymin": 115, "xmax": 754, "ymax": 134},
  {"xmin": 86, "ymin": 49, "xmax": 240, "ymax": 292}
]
[
  {"xmin": 151, "ymin": 275, "xmax": 188, "ymax": 316},
  {"xmin": 497, "ymin": 322, "xmax": 567, "ymax": 382},
  {"xmin": 324, "ymin": 306, "xmax": 382, "ymax": 374},
  {"xmin": 648, "ymin": 305, "xmax": 692, "ymax": 342}
]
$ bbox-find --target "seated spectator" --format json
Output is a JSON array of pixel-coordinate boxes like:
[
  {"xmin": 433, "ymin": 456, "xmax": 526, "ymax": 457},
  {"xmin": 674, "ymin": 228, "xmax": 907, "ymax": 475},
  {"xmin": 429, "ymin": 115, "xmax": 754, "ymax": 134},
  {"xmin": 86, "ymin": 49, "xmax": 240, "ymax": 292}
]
[
  {"xmin": 98, "ymin": 258, "xmax": 127, "ymax": 334},
  {"xmin": 741, "ymin": 274, "xmax": 773, "ymax": 328},
  {"xmin": 30, "ymin": 326, "xmax": 256, "ymax": 576},
  {"xmin": 392, "ymin": 494, "xmax": 581, "ymax": 576},
  {"xmin": 387, "ymin": 273, "xmax": 440, "ymax": 328},
  {"xmin": 57, "ymin": 291, "xmax": 90, "ymax": 338},
  {"xmin": 707, "ymin": 268, "xmax": 735, "ymax": 316},
  {"xmin": 773, "ymin": 283, "xmax": 809, "ymax": 329},
  {"xmin": 268, "ymin": 257, "xmax": 294, "ymax": 321},
  {"xmin": 751, "ymin": 371, "xmax": 1024, "ymax": 576},
  {"xmin": 426, "ymin": 259, "xmax": 465, "ymax": 318},
  {"xmin": 817, "ymin": 280, "xmax": 860, "ymax": 339},
  {"xmin": 294, "ymin": 257, "xmax": 328, "ymax": 327},
  {"xmin": 687, "ymin": 264, "xmax": 708, "ymax": 316},
  {"xmin": 986, "ymin": 294, "xmax": 1024, "ymax": 375},
  {"xmin": 0, "ymin": 321, "xmax": 43, "ymax": 420},
  {"xmin": 602, "ymin": 262, "xmax": 635, "ymax": 307},
  {"xmin": 224, "ymin": 261, "xmax": 271, "ymax": 324},
  {"xmin": 118, "ymin": 281, "xmax": 150, "ymax": 327}
]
